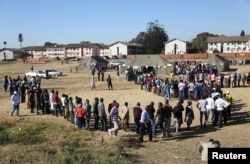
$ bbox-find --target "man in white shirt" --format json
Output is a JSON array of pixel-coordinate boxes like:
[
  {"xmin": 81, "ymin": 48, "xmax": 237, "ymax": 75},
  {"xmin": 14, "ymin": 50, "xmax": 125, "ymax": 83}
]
[
  {"xmin": 178, "ymin": 80, "xmax": 185, "ymax": 99},
  {"xmin": 11, "ymin": 91, "xmax": 20, "ymax": 116},
  {"xmin": 214, "ymin": 93, "xmax": 229, "ymax": 128},
  {"xmin": 206, "ymin": 94, "xmax": 215, "ymax": 123}
]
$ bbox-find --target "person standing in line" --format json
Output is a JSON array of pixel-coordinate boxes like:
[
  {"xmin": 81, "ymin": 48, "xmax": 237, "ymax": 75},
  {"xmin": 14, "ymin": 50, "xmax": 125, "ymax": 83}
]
[
  {"xmin": 225, "ymin": 90, "xmax": 233, "ymax": 120},
  {"xmin": 185, "ymin": 100, "xmax": 194, "ymax": 130},
  {"xmin": 196, "ymin": 95, "xmax": 208, "ymax": 129},
  {"xmin": 10, "ymin": 91, "xmax": 20, "ymax": 117},
  {"xmin": 101, "ymin": 69, "xmax": 105, "ymax": 81},
  {"xmin": 106, "ymin": 75, "xmax": 113, "ymax": 90},
  {"xmin": 108, "ymin": 102, "xmax": 119, "ymax": 137},
  {"xmin": 91, "ymin": 75, "xmax": 96, "ymax": 90},
  {"xmin": 172, "ymin": 99, "xmax": 184, "ymax": 135},
  {"xmin": 164, "ymin": 99, "xmax": 173, "ymax": 137},
  {"xmin": 42, "ymin": 89, "xmax": 50, "ymax": 114},
  {"xmin": 108, "ymin": 100, "xmax": 116, "ymax": 128},
  {"xmin": 53, "ymin": 90, "xmax": 62, "ymax": 117},
  {"xmin": 40, "ymin": 89, "xmax": 45, "ymax": 115},
  {"xmin": 133, "ymin": 102, "xmax": 142, "ymax": 135},
  {"xmin": 60, "ymin": 94, "xmax": 66, "ymax": 118},
  {"xmin": 84, "ymin": 99, "xmax": 92, "ymax": 130},
  {"xmin": 29, "ymin": 88, "xmax": 36, "ymax": 114},
  {"xmin": 139, "ymin": 105, "xmax": 152, "ymax": 142},
  {"xmin": 92, "ymin": 97, "xmax": 99, "ymax": 130},
  {"xmin": 49, "ymin": 90, "xmax": 55, "ymax": 115},
  {"xmin": 64, "ymin": 94, "xmax": 69, "ymax": 120},
  {"xmin": 147, "ymin": 101, "xmax": 155, "ymax": 127},
  {"xmin": 152, "ymin": 102, "xmax": 166, "ymax": 138},
  {"xmin": 116, "ymin": 67, "xmax": 120, "ymax": 80},
  {"xmin": 75, "ymin": 104, "xmax": 85, "ymax": 129},
  {"xmin": 120, "ymin": 102, "xmax": 130, "ymax": 132},
  {"xmin": 214, "ymin": 93, "xmax": 229, "ymax": 128},
  {"xmin": 68, "ymin": 97, "xmax": 75, "ymax": 124},
  {"xmin": 98, "ymin": 98, "xmax": 107, "ymax": 131},
  {"xmin": 237, "ymin": 73, "xmax": 241, "ymax": 87},
  {"xmin": 206, "ymin": 94, "xmax": 215, "ymax": 123},
  {"xmin": 242, "ymin": 73, "xmax": 246, "ymax": 87},
  {"xmin": 2, "ymin": 76, "xmax": 8, "ymax": 92}
]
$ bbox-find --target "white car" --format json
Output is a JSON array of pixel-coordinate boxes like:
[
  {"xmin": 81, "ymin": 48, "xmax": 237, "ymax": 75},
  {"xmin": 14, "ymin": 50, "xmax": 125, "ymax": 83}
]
[
  {"xmin": 44, "ymin": 69, "xmax": 63, "ymax": 76},
  {"xmin": 25, "ymin": 70, "xmax": 46, "ymax": 78}
]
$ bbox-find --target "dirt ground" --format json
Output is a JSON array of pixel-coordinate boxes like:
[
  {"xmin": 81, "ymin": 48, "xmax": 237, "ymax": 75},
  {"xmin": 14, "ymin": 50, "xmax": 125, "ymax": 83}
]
[{"xmin": 0, "ymin": 60, "xmax": 250, "ymax": 164}]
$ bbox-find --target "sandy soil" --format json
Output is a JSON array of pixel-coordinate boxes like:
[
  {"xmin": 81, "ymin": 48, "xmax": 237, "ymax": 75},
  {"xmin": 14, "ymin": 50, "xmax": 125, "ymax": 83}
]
[{"xmin": 0, "ymin": 60, "xmax": 250, "ymax": 164}]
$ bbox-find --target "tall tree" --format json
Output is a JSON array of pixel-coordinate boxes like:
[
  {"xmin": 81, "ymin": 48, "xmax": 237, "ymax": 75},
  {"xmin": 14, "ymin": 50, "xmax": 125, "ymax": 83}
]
[
  {"xmin": 130, "ymin": 20, "xmax": 168, "ymax": 54},
  {"xmin": 240, "ymin": 30, "xmax": 245, "ymax": 36},
  {"xmin": 18, "ymin": 33, "xmax": 23, "ymax": 49},
  {"xmin": 190, "ymin": 32, "xmax": 219, "ymax": 53},
  {"xmin": 130, "ymin": 32, "xmax": 147, "ymax": 45},
  {"xmin": 144, "ymin": 20, "xmax": 168, "ymax": 54},
  {"xmin": 3, "ymin": 41, "xmax": 7, "ymax": 48}
]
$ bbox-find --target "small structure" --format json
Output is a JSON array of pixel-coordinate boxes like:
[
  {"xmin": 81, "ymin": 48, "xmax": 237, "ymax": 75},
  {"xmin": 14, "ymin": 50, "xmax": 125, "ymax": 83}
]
[
  {"xmin": 124, "ymin": 55, "xmax": 173, "ymax": 75},
  {"xmin": 77, "ymin": 56, "xmax": 108, "ymax": 70},
  {"xmin": 164, "ymin": 38, "xmax": 186, "ymax": 54},
  {"xmin": 202, "ymin": 54, "xmax": 230, "ymax": 72}
]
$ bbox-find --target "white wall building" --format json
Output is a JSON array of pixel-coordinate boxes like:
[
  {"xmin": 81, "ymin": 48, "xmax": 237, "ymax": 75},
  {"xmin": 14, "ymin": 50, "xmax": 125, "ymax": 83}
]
[
  {"xmin": 109, "ymin": 41, "xmax": 144, "ymax": 56},
  {"xmin": 99, "ymin": 44, "xmax": 111, "ymax": 57},
  {"xmin": 46, "ymin": 45, "xmax": 66, "ymax": 58},
  {"xmin": 23, "ymin": 46, "xmax": 47, "ymax": 58},
  {"xmin": 22, "ymin": 43, "xmax": 108, "ymax": 59},
  {"xmin": 207, "ymin": 35, "xmax": 250, "ymax": 53},
  {"xmin": 164, "ymin": 38, "xmax": 186, "ymax": 54},
  {"xmin": 0, "ymin": 49, "xmax": 14, "ymax": 61}
]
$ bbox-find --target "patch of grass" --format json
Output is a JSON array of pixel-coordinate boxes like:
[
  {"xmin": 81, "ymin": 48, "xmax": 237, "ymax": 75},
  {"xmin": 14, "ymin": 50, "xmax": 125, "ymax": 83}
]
[{"xmin": 0, "ymin": 120, "xmax": 140, "ymax": 163}]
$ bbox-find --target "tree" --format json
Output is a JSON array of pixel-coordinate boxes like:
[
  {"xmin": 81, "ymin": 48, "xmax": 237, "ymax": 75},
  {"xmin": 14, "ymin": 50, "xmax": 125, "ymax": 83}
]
[
  {"xmin": 18, "ymin": 33, "xmax": 23, "ymax": 49},
  {"xmin": 44, "ymin": 42, "xmax": 58, "ymax": 46},
  {"xmin": 3, "ymin": 41, "xmax": 7, "ymax": 48},
  {"xmin": 240, "ymin": 30, "xmax": 245, "ymax": 36},
  {"xmin": 130, "ymin": 20, "xmax": 168, "ymax": 54},
  {"xmin": 144, "ymin": 20, "xmax": 168, "ymax": 54},
  {"xmin": 130, "ymin": 32, "xmax": 147, "ymax": 45},
  {"xmin": 17, "ymin": 51, "xmax": 31, "ymax": 63},
  {"xmin": 190, "ymin": 32, "xmax": 219, "ymax": 53}
]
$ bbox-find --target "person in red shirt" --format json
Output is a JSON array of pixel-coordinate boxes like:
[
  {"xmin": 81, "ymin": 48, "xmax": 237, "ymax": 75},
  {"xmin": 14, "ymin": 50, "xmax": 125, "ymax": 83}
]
[{"xmin": 75, "ymin": 104, "xmax": 85, "ymax": 129}]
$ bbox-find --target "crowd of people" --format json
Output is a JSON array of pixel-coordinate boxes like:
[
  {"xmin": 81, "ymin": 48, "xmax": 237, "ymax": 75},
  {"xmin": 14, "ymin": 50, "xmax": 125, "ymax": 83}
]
[{"xmin": 2, "ymin": 61, "xmax": 240, "ymax": 144}]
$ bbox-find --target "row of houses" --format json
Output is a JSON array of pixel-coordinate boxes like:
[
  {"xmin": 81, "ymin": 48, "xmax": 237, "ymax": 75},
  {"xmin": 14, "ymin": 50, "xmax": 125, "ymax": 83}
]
[{"xmin": 1, "ymin": 35, "xmax": 250, "ymax": 61}]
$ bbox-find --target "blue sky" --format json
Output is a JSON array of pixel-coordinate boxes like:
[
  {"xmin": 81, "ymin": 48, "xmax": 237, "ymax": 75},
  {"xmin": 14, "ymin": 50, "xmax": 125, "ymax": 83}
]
[{"xmin": 1, "ymin": 0, "xmax": 250, "ymax": 48}]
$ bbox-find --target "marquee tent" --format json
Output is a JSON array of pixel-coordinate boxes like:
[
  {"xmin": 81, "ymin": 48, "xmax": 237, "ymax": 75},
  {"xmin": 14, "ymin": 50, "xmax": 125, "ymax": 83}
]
[
  {"xmin": 77, "ymin": 56, "xmax": 108, "ymax": 70},
  {"xmin": 202, "ymin": 54, "xmax": 230, "ymax": 72},
  {"xmin": 124, "ymin": 55, "xmax": 173, "ymax": 75}
]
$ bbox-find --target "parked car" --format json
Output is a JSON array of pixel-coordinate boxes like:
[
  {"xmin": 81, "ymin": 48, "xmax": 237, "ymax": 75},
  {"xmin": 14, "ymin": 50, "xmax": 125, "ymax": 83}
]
[
  {"xmin": 25, "ymin": 70, "xmax": 47, "ymax": 78},
  {"xmin": 44, "ymin": 69, "xmax": 63, "ymax": 76}
]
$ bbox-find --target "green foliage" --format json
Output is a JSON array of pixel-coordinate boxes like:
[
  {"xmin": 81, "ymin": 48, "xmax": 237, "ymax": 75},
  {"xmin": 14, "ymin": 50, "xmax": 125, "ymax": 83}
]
[
  {"xmin": 130, "ymin": 20, "xmax": 168, "ymax": 54},
  {"xmin": 17, "ymin": 51, "xmax": 32, "ymax": 60},
  {"xmin": 191, "ymin": 32, "xmax": 219, "ymax": 53},
  {"xmin": 144, "ymin": 20, "xmax": 168, "ymax": 54},
  {"xmin": 240, "ymin": 30, "xmax": 245, "ymax": 36},
  {"xmin": 130, "ymin": 32, "xmax": 147, "ymax": 45},
  {"xmin": 44, "ymin": 42, "xmax": 58, "ymax": 46},
  {"xmin": 0, "ymin": 121, "xmax": 139, "ymax": 164}
]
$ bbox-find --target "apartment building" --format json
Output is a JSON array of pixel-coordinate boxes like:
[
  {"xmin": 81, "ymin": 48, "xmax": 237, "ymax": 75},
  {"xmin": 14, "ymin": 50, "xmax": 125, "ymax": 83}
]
[{"xmin": 207, "ymin": 35, "xmax": 250, "ymax": 53}]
